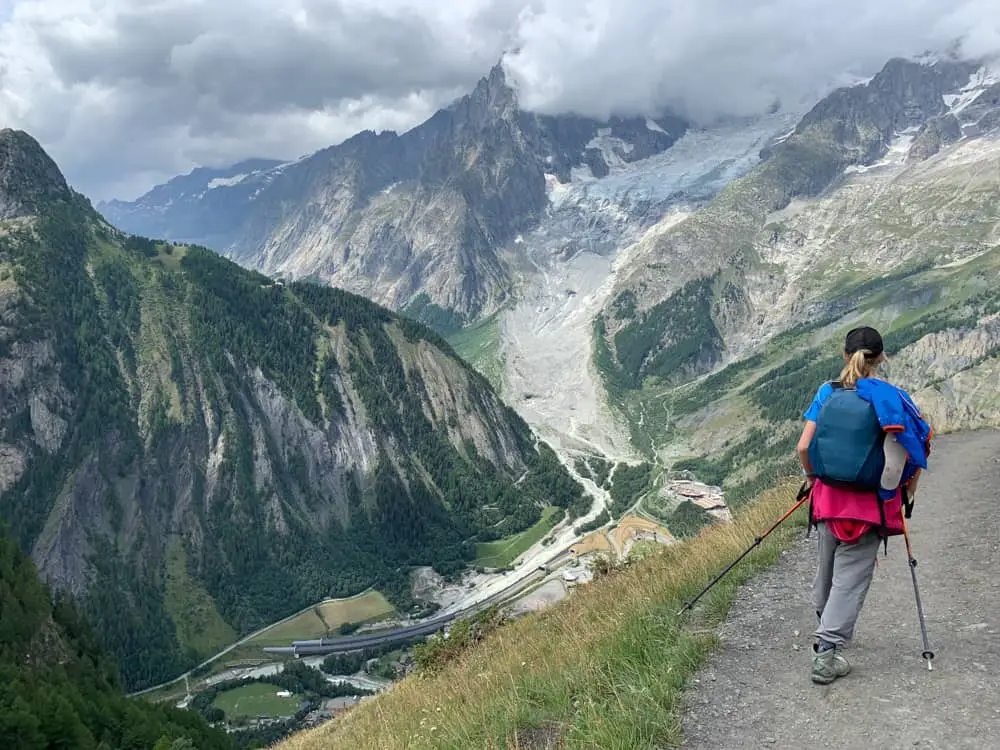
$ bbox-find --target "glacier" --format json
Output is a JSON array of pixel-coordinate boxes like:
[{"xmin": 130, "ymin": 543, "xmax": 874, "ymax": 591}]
[{"xmin": 497, "ymin": 109, "xmax": 804, "ymax": 463}]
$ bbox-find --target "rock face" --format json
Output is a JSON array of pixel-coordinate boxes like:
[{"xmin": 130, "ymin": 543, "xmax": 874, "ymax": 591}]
[
  {"xmin": 99, "ymin": 63, "xmax": 687, "ymax": 325},
  {"xmin": 0, "ymin": 129, "xmax": 586, "ymax": 691},
  {"xmin": 0, "ymin": 128, "xmax": 75, "ymax": 220},
  {"xmin": 907, "ymin": 115, "xmax": 962, "ymax": 162}
]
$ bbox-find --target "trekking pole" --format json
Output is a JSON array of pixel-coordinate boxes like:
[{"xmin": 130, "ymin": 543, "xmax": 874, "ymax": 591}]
[
  {"xmin": 678, "ymin": 483, "xmax": 810, "ymax": 616},
  {"xmin": 900, "ymin": 506, "xmax": 935, "ymax": 671}
]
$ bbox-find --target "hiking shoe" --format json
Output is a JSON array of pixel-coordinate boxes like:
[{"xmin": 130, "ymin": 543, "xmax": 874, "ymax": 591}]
[{"xmin": 811, "ymin": 646, "xmax": 851, "ymax": 684}]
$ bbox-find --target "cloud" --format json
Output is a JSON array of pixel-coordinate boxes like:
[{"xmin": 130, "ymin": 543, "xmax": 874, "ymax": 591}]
[
  {"xmin": 0, "ymin": 0, "xmax": 997, "ymax": 201},
  {"xmin": 503, "ymin": 0, "xmax": 1000, "ymax": 122},
  {"xmin": 0, "ymin": 0, "xmax": 511, "ymax": 200}
]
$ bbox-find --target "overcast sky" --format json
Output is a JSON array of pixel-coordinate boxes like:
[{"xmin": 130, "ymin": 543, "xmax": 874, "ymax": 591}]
[{"xmin": 0, "ymin": 0, "xmax": 997, "ymax": 202}]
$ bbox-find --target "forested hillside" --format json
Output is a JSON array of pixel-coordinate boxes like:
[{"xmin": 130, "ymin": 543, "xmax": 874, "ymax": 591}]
[
  {"xmin": 0, "ymin": 129, "xmax": 585, "ymax": 690},
  {"xmin": 0, "ymin": 529, "xmax": 232, "ymax": 749}
]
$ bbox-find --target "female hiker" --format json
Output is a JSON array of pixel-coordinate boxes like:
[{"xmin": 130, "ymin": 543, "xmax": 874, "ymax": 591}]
[{"xmin": 796, "ymin": 326, "xmax": 932, "ymax": 685}]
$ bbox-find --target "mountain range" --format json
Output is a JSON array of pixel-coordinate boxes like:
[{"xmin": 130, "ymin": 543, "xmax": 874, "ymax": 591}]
[
  {"xmin": 594, "ymin": 55, "xmax": 1000, "ymax": 494},
  {"xmin": 0, "ymin": 128, "xmax": 586, "ymax": 690},
  {"xmin": 101, "ymin": 52, "xmax": 1000, "ymax": 504},
  {"xmin": 99, "ymin": 63, "xmax": 688, "ymax": 327}
]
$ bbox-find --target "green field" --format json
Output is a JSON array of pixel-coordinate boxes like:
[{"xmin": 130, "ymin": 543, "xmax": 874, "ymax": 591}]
[
  {"xmin": 246, "ymin": 590, "xmax": 395, "ymax": 648},
  {"xmin": 213, "ymin": 682, "xmax": 302, "ymax": 720},
  {"xmin": 475, "ymin": 507, "xmax": 561, "ymax": 569}
]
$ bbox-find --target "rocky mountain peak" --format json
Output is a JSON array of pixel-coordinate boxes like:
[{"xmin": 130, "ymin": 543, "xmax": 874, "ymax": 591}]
[
  {"xmin": 795, "ymin": 57, "xmax": 978, "ymax": 164},
  {"xmin": 98, "ymin": 61, "xmax": 691, "ymax": 325},
  {"xmin": 447, "ymin": 60, "xmax": 520, "ymax": 132},
  {"xmin": 0, "ymin": 129, "xmax": 73, "ymax": 220}
]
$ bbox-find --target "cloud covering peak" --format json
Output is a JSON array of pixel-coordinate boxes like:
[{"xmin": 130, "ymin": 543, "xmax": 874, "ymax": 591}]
[
  {"xmin": 502, "ymin": 0, "xmax": 1000, "ymax": 122},
  {"xmin": 0, "ymin": 0, "xmax": 997, "ymax": 201}
]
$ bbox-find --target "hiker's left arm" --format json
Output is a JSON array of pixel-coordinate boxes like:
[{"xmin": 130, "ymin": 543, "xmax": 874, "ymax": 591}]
[{"xmin": 797, "ymin": 421, "xmax": 817, "ymax": 486}]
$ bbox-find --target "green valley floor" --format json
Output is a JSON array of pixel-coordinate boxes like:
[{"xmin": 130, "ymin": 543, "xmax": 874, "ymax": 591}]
[{"xmin": 683, "ymin": 430, "xmax": 1000, "ymax": 748}]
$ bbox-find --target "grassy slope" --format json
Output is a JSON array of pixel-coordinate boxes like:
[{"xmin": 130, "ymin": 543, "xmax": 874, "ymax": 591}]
[
  {"xmin": 447, "ymin": 313, "xmax": 505, "ymax": 391},
  {"xmin": 474, "ymin": 506, "xmax": 561, "ymax": 568},
  {"xmin": 278, "ymin": 482, "xmax": 804, "ymax": 749},
  {"xmin": 164, "ymin": 536, "xmax": 237, "ymax": 660}
]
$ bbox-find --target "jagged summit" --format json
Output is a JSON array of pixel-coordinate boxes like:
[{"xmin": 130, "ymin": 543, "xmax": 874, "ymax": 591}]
[
  {"xmin": 99, "ymin": 62, "xmax": 690, "ymax": 324},
  {"xmin": 0, "ymin": 128, "xmax": 74, "ymax": 220}
]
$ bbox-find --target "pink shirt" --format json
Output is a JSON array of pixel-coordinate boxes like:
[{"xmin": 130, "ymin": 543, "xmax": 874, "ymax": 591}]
[{"xmin": 811, "ymin": 479, "xmax": 904, "ymax": 541}]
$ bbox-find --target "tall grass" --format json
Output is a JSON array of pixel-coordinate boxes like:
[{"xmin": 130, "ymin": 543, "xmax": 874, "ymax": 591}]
[{"xmin": 278, "ymin": 483, "xmax": 806, "ymax": 750}]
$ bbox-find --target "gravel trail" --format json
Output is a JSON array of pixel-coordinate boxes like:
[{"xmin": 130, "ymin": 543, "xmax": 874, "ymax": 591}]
[{"xmin": 683, "ymin": 430, "xmax": 1000, "ymax": 749}]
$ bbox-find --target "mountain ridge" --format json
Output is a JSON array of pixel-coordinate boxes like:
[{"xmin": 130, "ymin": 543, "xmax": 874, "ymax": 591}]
[
  {"xmin": 0, "ymin": 129, "xmax": 587, "ymax": 691},
  {"xmin": 98, "ymin": 63, "xmax": 689, "ymax": 323},
  {"xmin": 0, "ymin": 526, "xmax": 232, "ymax": 749}
]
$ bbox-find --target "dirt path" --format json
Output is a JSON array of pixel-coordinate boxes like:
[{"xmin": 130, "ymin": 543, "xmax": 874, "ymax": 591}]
[{"xmin": 683, "ymin": 430, "xmax": 1000, "ymax": 749}]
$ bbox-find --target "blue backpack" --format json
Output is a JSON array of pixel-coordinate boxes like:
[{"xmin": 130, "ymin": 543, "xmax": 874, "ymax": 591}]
[{"xmin": 808, "ymin": 382, "xmax": 885, "ymax": 490}]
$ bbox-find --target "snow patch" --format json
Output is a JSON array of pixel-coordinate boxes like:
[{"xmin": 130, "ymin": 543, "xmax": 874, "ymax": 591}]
[
  {"xmin": 545, "ymin": 173, "xmax": 574, "ymax": 205},
  {"xmin": 645, "ymin": 118, "xmax": 667, "ymax": 134},
  {"xmin": 207, "ymin": 173, "xmax": 249, "ymax": 189},
  {"xmin": 945, "ymin": 64, "xmax": 1000, "ymax": 116},
  {"xmin": 915, "ymin": 50, "xmax": 944, "ymax": 67},
  {"xmin": 844, "ymin": 130, "xmax": 918, "ymax": 174},
  {"xmin": 584, "ymin": 132, "xmax": 633, "ymax": 174}
]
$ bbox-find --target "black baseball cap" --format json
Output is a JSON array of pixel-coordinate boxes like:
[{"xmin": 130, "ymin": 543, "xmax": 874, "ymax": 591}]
[{"xmin": 845, "ymin": 326, "xmax": 883, "ymax": 357}]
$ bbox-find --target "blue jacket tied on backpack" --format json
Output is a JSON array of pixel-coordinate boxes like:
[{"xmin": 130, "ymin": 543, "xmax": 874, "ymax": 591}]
[
  {"xmin": 806, "ymin": 378, "xmax": 932, "ymax": 500},
  {"xmin": 855, "ymin": 378, "xmax": 932, "ymax": 484}
]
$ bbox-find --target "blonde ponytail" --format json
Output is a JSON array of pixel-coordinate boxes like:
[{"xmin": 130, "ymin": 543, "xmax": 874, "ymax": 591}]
[{"xmin": 840, "ymin": 348, "xmax": 880, "ymax": 388}]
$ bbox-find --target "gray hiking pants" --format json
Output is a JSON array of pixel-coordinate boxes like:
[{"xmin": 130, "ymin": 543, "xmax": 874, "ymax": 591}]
[{"xmin": 813, "ymin": 521, "xmax": 881, "ymax": 647}]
